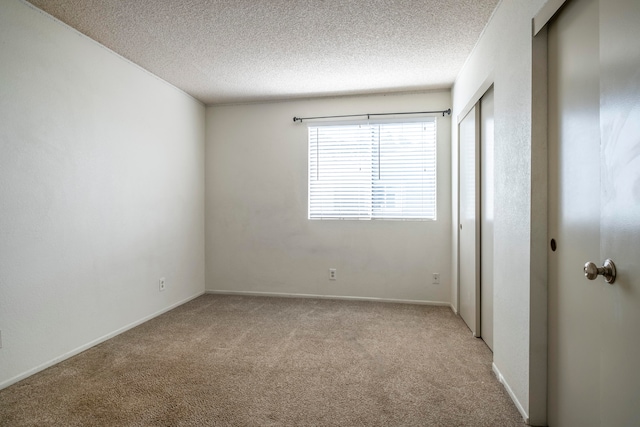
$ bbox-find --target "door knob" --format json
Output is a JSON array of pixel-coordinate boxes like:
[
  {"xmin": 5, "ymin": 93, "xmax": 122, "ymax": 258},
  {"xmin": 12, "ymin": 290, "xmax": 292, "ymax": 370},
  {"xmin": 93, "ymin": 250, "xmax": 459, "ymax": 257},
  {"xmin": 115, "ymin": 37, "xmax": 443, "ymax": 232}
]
[{"xmin": 584, "ymin": 259, "xmax": 617, "ymax": 284}]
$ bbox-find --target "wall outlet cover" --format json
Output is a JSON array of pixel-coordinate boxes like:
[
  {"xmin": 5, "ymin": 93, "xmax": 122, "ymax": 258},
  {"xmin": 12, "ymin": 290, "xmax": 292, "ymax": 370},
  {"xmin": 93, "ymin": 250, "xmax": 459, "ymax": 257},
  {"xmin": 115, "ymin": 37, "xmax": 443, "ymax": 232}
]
[{"xmin": 159, "ymin": 277, "xmax": 166, "ymax": 292}]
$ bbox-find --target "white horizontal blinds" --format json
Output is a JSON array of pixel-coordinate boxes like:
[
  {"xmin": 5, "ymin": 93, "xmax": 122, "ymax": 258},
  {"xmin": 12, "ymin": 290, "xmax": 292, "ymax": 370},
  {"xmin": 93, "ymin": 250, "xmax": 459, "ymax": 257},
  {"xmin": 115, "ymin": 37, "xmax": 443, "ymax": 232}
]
[
  {"xmin": 309, "ymin": 124, "xmax": 373, "ymax": 219},
  {"xmin": 372, "ymin": 121, "xmax": 436, "ymax": 219},
  {"xmin": 308, "ymin": 119, "xmax": 436, "ymax": 220}
]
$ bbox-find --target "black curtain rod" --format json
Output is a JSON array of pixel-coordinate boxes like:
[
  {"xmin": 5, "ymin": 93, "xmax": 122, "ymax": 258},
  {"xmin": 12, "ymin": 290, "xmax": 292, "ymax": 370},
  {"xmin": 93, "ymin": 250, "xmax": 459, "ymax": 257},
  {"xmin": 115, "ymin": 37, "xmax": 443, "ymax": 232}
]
[{"xmin": 292, "ymin": 108, "xmax": 451, "ymax": 123}]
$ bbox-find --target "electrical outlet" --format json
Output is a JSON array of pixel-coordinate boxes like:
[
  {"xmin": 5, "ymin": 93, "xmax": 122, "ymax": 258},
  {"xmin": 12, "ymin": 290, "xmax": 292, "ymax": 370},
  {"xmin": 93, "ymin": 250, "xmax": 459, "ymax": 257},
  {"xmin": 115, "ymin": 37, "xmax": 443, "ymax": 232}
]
[
  {"xmin": 432, "ymin": 273, "xmax": 440, "ymax": 285},
  {"xmin": 329, "ymin": 268, "xmax": 337, "ymax": 281},
  {"xmin": 159, "ymin": 277, "xmax": 166, "ymax": 292}
]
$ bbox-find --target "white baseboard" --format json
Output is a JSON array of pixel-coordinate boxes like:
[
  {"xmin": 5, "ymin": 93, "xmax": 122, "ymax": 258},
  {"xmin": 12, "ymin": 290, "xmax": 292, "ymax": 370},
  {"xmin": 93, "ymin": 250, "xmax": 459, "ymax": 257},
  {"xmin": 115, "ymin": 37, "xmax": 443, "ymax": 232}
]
[
  {"xmin": 0, "ymin": 291, "xmax": 205, "ymax": 391},
  {"xmin": 205, "ymin": 289, "xmax": 451, "ymax": 307},
  {"xmin": 492, "ymin": 362, "xmax": 530, "ymax": 424}
]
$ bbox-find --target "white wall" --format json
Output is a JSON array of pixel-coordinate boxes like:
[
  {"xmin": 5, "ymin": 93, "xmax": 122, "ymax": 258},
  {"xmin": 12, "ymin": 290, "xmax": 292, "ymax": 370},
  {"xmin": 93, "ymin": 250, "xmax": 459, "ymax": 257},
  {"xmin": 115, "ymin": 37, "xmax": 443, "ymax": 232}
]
[
  {"xmin": 0, "ymin": 0, "xmax": 205, "ymax": 388},
  {"xmin": 451, "ymin": 0, "xmax": 548, "ymax": 423},
  {"xmin": 206, "ymin": 91, "xmax": 451, "ymax": 304}
]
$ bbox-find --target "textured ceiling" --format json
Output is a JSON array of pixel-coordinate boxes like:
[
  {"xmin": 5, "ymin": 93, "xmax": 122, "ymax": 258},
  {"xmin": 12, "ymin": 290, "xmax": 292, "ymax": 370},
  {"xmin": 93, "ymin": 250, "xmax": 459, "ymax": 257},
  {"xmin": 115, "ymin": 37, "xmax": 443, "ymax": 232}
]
[{"xmin": 26, "ymin": 0, "xmax": 500, "ymax": 104}]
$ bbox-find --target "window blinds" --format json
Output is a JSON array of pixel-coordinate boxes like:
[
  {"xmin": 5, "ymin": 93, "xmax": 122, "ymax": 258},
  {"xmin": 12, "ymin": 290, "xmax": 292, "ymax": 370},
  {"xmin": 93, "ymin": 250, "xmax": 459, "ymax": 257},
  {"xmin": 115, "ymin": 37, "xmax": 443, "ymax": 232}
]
[{"xmin": 308, "ymin": 119, "xmax": 437, "ymax": 220}]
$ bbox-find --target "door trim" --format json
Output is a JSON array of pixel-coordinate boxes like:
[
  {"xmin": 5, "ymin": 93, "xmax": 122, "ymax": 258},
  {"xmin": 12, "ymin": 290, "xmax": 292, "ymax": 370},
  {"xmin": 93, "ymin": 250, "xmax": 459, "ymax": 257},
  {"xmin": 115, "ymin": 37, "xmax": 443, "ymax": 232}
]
[
  {"xmin": 457, "ymin": 74, "xmax": 495, "ymax": 126},
  {"xmin": 534, "ymin": 0, "xmax": 570, "ymax": 35},
  {"xmin": 528, "ymin": 3, "xmax": 558, "ymax": 425}
]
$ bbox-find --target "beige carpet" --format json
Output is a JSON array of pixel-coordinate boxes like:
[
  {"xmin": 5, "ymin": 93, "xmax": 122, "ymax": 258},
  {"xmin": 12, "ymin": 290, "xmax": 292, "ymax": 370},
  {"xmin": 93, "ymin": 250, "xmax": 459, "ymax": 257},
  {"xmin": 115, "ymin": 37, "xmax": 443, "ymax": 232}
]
[{"xmin": 0, "ymin": 295, "xmax": 525, "ymax": 426}]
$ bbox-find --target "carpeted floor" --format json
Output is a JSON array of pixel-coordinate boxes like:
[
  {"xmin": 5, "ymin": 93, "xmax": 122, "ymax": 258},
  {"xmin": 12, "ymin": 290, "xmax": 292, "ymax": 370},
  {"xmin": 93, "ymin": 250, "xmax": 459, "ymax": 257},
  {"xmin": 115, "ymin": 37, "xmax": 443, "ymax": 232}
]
[{"xmin": 0, "ymin": 295, "xmax": 525, "ymax": 426}]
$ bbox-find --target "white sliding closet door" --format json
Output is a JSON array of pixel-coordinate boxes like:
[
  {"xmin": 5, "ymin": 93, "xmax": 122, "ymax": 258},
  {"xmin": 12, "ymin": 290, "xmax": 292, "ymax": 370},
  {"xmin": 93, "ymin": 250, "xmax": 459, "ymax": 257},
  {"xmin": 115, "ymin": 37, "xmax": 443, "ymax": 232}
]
[{"xmin": 458, "ymin": 106, "xmax": 480, "ymax": 336}]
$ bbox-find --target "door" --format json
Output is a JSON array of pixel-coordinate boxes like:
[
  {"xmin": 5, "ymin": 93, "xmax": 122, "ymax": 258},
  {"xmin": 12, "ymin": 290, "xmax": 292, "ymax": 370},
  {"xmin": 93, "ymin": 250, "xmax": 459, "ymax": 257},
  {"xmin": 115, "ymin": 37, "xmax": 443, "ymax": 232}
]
[
  {"xmin": 459, "ymin": 106, "xmax": 480, "ymax": 336},
  {"xmin": 548, "ymin": 0, "xmax": 640, "ymax": 425},
  {"xmin": 480, "ymin": 86, "xmax": 494, "ymax": 351},
  {"xmin": 548, "ymin": 0, "xmax": 601, "ymax": 423},
  {"xmin": 598, "ymin": 0, "xmax": 640, "ymax": 424}
]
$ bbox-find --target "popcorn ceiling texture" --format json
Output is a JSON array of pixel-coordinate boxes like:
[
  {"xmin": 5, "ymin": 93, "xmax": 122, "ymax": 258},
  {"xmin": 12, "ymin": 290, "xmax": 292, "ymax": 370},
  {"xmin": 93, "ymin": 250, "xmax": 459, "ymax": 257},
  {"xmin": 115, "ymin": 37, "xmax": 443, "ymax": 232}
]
[{"xmin": 26, "ymin": 0, "xmax": 499, "ymax": 104}]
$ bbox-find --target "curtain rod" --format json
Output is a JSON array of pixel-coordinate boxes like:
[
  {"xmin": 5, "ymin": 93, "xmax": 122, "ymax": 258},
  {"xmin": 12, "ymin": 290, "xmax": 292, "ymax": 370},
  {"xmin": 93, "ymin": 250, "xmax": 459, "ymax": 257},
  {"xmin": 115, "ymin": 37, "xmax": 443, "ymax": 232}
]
[{"xmin": 292, "ymin": 108, "xmax": 451, "ymax": 123}]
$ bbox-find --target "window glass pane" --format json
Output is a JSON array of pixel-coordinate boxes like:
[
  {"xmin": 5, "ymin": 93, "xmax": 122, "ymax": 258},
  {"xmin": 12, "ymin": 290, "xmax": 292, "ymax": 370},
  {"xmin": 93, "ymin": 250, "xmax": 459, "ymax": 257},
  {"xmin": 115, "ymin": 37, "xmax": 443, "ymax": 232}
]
[{"xmin": 309, "ymin": 119, "xmax": 436, "ymax": 220}]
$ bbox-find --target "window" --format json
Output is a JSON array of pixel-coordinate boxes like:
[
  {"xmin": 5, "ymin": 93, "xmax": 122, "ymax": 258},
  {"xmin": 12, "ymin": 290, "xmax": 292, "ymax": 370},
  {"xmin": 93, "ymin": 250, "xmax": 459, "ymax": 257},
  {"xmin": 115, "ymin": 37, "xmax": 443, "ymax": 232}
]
[{"xmin": 308, "ymin": 119, "xmax": 437, "ymax": 220}]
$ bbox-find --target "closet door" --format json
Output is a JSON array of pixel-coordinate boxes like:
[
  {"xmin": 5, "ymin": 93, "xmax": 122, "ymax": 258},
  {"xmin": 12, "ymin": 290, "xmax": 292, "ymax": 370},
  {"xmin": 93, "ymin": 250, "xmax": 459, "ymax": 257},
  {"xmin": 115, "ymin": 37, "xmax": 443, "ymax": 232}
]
[
  {"xmin": 548, "ymin": 0, "xmax": 640, "ymax": 424},
  {"xmin": 458, "ymin": 106, "xmax": 480, "ymax": 336},
  {"xmin": 480, "ymin": 86, "xmax": 494, "ymax": 351}
]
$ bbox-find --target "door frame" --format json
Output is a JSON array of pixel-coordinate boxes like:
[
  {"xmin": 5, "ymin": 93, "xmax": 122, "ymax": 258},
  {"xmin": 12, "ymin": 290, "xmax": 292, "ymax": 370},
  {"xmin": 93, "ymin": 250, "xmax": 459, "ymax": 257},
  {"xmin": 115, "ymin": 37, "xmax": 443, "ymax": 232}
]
[{"xmin": 527, "ymin": 0, "xmax": 571, "ymax": 424}]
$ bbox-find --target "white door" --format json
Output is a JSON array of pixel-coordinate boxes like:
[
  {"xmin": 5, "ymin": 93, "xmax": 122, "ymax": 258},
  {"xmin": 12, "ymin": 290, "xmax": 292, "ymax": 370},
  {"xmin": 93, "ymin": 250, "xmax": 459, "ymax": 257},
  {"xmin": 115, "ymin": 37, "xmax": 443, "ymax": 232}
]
[
  {"xmin": 480, "ymin": 86, "xmax": 494, "ymax": 351},
  {"xmin": 459, "ymin": 106, "xmax": 480, "ymax": 336},
  {"xmin": 548, "ymin": 0, "xmax": 601, "ymax": 423},
  {"xmin": 598, "ymin": 0, "xmax": 640, "ymax": 424},
  {"xmin": 548, "ymin": 0, "xmax": 640, "ymax": 425}
]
